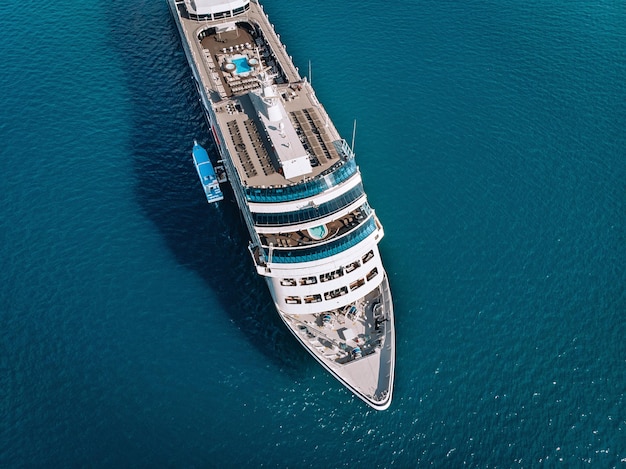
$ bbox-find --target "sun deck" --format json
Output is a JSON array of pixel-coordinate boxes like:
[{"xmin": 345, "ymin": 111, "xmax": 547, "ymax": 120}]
[
  {"xmin": 175, "ymin": 0, "xmax": 346, "ymax": 189},
  {"xmin": 258, "ymin": 204, "xmax": 370, "ymax": 248}
]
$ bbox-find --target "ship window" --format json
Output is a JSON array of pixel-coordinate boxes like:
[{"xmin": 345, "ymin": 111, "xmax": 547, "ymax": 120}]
[
  {"xmin": 345, "ymin": 260, "xmax": 361, "ymax": 273},
  {"xmin": 350, "ymin": 278, "xmax": 365, "ymax": 291},
  {"xmin": 299, "ymin": 276, "xmax": 317, "ymax": 285},
  {"xmin": 304, "ymin": 294, "xmax": 322, "ymax": 304},
  {"xmin": 285, "ymin": 296, "xmax": 302, "ymax": 304},
  {"xmin": 362, "ymin": 250, "xmax": 374, "ymax": 264},
  {"xmin": 280, "ymin": 278, "xmax": 297, "ymax": 286},
  {"xmin": 324, "ymin": 287, "xmax": 348, "ymax": 301},
  {"xmin": 366, "ymin": 268, "xmax": 378, "ymax": 281},
  {"xmin": 320, "ymin": 268, "xmax": 344, "ymax": 283},
  {"xmin": 252, "ymin": 184, "xmax": 367, "ymax": 227}
]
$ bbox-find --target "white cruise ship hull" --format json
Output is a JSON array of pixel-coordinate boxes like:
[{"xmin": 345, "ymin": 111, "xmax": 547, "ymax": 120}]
[{"xmin": 168, "ymin": 0, "xmax": 395, "ymax": 409}]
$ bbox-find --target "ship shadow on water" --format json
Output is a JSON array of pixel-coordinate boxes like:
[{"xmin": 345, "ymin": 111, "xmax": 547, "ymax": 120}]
[{"xmin": 105, "ymin": 2, "xmax": 310, "ymax": 378}]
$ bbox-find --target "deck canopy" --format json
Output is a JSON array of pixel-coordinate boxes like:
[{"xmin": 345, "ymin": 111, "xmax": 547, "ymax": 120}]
[
  {"xmin": 188, "ymin": 0, "xmax": 249, "ymax": 15},
  {"xmin": 250, "ymin": 88, "xmax": 312, "ymax": 180}
]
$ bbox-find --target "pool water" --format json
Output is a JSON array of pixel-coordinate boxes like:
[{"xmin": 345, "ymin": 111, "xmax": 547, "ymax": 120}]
[
  {"xmin": 233, "ymin": 57, "xmax": 252, "ymax": 74},
  {"xmin": 308, "ymin": 224, "xmax": 328, "ymax": 239}
]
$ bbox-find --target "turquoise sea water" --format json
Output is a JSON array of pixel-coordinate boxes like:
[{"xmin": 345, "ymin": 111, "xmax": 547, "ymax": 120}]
[{"xmin": 1, "ymin": 0, "xmax": 624, "ymax": 466}]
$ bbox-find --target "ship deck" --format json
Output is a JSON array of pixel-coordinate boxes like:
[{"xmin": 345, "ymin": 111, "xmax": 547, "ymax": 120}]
[
  {"xmin": 286, "ymin": 285, "xmax": 387, "ymax": 364},
  {"xmin": 280, "ymin": 275, "xmax": 394, "ymax": 407},
  {"xmin": 174, "ymin": 0, "xmax": 347, "ymax": 189},
  {"xmin": 258, "ymin": 205, "xmax": 368, "ymax": 248}
]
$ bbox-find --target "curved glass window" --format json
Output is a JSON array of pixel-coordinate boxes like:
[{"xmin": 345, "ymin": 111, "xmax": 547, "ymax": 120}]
[
  {"xmin": 245, "ymin": 159, "xmax": 358, "ymax": 203},
  {"xmin": 266, "ymin": 217, "xmax": 377, "ymax": 264},
  {"xmin": 252, "ymin": 183, "xmax": 366, "ymax": 226}
]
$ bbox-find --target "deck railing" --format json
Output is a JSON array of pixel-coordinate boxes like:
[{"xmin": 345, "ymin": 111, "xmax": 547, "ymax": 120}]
[
  {"xmin": 245, "ymin": 155, "xmax": 357, "ymax": 203},
  {"xmin": 263, "ymin": 216, "xmax": 377, "ymax": 264},
  {"xmin": 252, "ymin": 183, "xmax": 366, "ymax": 226}
]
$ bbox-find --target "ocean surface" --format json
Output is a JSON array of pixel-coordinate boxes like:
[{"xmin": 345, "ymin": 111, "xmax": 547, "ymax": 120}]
[{"xmin": 1, "ymin": 0, "xmax": 624, "ymax": 466}]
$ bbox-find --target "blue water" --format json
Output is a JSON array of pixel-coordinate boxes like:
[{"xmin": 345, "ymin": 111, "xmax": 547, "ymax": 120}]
[
  {"xmin": 309, "ymin": 225, "xmax": 328, "ymax": 240},
  {"xmin": 233, "ymin": 56, "xmax": 253, "ymax": 75},
  {"xmin": 1, "ymin": 0, "xmax": 624, "ymax": 466}
]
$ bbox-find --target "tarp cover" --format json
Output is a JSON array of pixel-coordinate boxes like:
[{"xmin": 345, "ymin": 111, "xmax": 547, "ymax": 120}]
[{"xmin": 191, "ymin": 0, "xmax": 248, "ymax": 15}]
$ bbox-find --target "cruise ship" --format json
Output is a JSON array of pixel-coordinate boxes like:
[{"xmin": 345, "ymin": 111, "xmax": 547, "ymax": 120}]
[{"xmin": 168, "ymin": 0, "xmax": 395, "ymax": 410}]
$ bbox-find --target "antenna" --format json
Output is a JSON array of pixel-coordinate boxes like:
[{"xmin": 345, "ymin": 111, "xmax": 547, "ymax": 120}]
[
  {"xmin": 268, "ymin": 243, "xmax": 274, "ymax": 271},
  {"xmin": 351, "ymin": 119, "xmax": 357, "ymax": 153}
]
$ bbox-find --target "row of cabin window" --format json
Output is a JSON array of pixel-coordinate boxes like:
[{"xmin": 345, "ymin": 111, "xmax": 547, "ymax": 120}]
[
  {"xmin": 252, "ymin": 186, "xmax": 367, "ymax": 226},
  {"xmin": 279, "ymin": 250, "xmax": 374, "ymax": 287},
  {"xmin": 245, "ymin": 159, "xmax": 358, "ymax": 203},
  {"xmin": 284, "ymin": 268, "xmax": 378, "ymax": 305}
]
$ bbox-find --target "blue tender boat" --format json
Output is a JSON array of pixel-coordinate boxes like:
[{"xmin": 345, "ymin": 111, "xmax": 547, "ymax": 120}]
[{"xmin": 191, "ymin": 140, "xmax": 224, "ymax": 203}]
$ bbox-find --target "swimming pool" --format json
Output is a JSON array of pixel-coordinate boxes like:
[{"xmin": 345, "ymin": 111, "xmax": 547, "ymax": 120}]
[
  {"xmin": 308, "ymin": 224, "xmax": 328, "ymax": 240},
  {"xmin": 232, "ymin": 57, "xmax": 252, "ymax": 74}
]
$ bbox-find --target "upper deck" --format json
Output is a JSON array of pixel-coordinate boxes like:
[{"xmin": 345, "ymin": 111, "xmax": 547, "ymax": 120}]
[{"xmin": 173, "ymin": 0, "xmax": 352, "ymax": 190}]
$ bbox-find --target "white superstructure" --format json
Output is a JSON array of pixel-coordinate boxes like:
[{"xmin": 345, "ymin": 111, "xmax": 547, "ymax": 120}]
[{"xmin": 168, "ymin": 0, "xmax": 395, "ymax": 410}]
